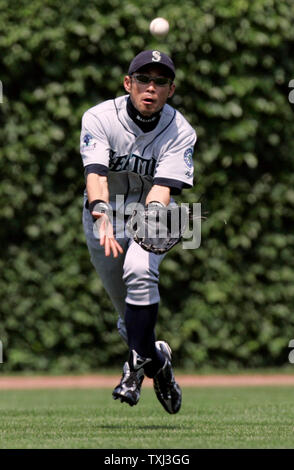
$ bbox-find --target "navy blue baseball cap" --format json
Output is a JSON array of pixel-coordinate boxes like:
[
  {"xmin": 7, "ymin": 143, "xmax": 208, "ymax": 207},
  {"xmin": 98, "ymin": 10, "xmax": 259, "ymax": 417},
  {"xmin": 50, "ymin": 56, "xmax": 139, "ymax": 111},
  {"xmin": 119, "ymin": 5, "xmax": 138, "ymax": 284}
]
[{"xmin": 128, "ymin": 50, "xmax": 175, "ymax": 79}]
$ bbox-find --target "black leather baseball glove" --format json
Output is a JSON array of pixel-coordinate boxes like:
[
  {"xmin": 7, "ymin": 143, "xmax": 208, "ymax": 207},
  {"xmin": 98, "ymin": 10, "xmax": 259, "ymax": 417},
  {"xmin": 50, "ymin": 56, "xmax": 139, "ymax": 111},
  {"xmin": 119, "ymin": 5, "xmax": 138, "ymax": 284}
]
[{"xmin": 126, "ymin": 201, "xmax": 190, "ymax": 255}]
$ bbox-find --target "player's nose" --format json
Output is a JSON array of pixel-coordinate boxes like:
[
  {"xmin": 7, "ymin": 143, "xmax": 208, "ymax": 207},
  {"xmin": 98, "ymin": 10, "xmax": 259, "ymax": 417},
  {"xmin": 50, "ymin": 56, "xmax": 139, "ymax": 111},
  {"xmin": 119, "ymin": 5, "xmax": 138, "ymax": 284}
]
[{"xmin": 146, "ymin": 80, "xmax": 157, "ymax": 91}]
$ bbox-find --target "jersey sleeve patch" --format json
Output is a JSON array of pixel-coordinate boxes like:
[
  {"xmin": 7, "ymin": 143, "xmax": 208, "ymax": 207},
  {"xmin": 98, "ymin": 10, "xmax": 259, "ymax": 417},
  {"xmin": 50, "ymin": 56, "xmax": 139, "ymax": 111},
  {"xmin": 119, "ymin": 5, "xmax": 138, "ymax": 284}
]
[
  {"xmin": 81, "ymin": 133, "xmax": 96, "ymax": 151},
  {"xmin": 184, "ymin": 148, "xmax": 194, "ymax": 168},
  {"xmin": 80, "ymin": 111, "xmax": 111, "ymax": 168},
  {"xmin": 153, "ymin": 124, "xmax": 196, "ymax": 189}
]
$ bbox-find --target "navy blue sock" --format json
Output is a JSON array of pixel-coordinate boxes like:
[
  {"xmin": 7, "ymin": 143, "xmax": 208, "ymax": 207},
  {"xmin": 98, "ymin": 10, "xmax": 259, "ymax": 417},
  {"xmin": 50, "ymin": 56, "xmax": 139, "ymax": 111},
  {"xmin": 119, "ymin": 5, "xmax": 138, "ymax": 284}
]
[{"xmin": 124, "ymin": 302, "xmax": 165, "ymax": 378}]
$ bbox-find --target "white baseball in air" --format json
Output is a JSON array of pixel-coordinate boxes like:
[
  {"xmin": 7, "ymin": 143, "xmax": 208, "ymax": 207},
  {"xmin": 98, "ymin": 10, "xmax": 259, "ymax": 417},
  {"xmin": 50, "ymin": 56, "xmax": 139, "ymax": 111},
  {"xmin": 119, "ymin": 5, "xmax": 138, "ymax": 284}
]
[{"xmin": 149, "ymin": 18, "xmax": 169, "ymax": 38}]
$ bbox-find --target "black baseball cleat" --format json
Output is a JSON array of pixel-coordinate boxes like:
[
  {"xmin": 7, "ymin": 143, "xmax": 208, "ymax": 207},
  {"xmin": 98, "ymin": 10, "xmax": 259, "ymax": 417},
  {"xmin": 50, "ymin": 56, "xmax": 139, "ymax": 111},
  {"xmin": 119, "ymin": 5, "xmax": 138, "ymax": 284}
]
[
  {"xmin": 153, "ymin": 340, "xmax": 182, "ymax": 414},
  {"xmin": 112, "ymin": 350, "xmax": 151, "ymax": 407}
]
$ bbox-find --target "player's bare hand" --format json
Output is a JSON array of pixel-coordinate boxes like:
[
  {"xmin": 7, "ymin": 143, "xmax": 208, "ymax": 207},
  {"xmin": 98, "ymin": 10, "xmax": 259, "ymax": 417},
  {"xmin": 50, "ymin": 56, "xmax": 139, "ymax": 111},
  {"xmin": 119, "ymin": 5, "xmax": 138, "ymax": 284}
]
[{"xmin": 92, "ymin": 211, "xmax": 123, "ymax": 258}]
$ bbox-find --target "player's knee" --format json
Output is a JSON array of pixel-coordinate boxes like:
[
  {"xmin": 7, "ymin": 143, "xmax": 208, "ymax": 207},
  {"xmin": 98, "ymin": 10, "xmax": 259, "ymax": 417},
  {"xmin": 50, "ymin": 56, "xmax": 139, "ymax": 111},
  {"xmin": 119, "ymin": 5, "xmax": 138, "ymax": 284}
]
[{"xmin": 123, "ymin": 260, "xmax": 158, "ymax": 287}]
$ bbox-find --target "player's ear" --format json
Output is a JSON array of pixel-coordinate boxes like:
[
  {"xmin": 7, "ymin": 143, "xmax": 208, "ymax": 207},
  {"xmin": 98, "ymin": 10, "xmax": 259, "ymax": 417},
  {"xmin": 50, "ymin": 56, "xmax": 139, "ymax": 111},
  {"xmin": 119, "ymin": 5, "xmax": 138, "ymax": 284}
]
[
  {"xmin": 124, "ymin": 75, "xmax": 132, "ymax": 93},
  {"xmin": 168, "ymin": 83, "xmax": 176, "ymax": 99}
]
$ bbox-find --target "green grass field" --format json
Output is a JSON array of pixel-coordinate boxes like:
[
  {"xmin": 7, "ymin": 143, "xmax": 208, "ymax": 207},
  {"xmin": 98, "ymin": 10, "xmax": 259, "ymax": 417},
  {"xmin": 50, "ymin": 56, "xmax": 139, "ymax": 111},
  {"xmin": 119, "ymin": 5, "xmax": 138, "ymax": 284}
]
[{"xmin": 0, "ymin": 386, "xmax": 293, "ymax": 449}]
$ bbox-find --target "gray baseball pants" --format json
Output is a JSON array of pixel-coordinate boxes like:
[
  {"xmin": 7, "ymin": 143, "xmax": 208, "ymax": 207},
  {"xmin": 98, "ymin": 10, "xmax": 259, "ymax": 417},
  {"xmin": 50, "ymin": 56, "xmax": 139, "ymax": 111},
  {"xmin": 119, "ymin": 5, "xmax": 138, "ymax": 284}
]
[{"xmin": 82, "ymin": 199, "xmax": 166, "ymax": 343}]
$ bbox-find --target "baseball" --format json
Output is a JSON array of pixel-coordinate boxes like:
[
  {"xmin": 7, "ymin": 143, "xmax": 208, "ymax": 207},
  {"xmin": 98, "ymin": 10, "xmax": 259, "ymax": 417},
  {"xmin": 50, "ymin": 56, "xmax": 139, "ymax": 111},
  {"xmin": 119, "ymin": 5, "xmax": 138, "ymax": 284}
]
[{"xmin": 149, "ymin": 18, "xmax": 169, "ymax": 38}]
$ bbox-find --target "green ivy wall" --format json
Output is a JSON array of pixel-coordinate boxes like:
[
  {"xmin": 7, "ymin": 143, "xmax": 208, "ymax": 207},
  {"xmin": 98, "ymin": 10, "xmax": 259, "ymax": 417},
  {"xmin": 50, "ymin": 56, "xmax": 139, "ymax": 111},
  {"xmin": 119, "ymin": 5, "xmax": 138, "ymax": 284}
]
[{"xmin": 0, "ymin": 0, "xmax": 294, "ymax": 371}]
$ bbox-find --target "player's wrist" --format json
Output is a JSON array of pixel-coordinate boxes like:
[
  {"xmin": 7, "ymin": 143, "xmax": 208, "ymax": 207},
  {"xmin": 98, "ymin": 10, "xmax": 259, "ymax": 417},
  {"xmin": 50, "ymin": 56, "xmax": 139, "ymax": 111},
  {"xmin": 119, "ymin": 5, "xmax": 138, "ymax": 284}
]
[
  {"xmin": 88, "ymin": 199, "xmax": 112, "ymax": 222},
  {"xmin": 146, "ymin": 200, "xmax": 166, "ymax": 208},
  {"xmin": 89, "ymin": 199, "xmax": 110, "ymax": 212}
]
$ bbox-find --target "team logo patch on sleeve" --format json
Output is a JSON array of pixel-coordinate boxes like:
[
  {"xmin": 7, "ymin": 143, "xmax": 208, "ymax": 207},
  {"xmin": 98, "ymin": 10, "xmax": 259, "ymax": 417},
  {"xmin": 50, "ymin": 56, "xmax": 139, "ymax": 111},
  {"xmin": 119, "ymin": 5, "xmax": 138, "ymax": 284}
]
[
  {"xmin": 81, "ymin": 133, "xmax": 96, "ymax": 151},
  {"xmin": 184, "ymin": 148, "xmax": 193, "ymax": 168}
]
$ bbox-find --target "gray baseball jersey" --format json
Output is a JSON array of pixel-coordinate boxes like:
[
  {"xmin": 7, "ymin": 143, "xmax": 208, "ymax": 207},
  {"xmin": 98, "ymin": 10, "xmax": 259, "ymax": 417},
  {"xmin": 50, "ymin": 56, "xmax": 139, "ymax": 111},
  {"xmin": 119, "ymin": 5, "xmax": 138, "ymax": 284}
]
[{"xmin": 80, "ymin": 95, "xmax": 196, "ymax": 206}]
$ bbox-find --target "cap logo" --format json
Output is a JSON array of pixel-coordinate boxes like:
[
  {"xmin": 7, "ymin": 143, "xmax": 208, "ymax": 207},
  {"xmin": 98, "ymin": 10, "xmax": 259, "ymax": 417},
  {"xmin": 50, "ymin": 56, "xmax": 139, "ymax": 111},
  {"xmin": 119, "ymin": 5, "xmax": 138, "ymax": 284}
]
[{"xmin": 152, "ymin": 50, "xmax": 161, "ymax": 62}]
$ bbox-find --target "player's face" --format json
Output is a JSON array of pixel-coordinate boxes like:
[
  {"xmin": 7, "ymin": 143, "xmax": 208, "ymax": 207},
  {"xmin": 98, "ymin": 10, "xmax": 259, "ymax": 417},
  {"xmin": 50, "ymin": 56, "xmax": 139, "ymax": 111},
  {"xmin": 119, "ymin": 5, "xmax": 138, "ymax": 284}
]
[{"xmin": 124, "ymin": 65, "xmax": 175, "ymax": 116}]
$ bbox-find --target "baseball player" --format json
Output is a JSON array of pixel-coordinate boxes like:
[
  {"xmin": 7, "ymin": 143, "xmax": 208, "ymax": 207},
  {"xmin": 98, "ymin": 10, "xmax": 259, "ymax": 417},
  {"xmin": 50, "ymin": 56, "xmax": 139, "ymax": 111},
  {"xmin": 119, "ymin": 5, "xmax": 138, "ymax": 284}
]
[{"xmin": 80, "ymin": 50, "xmax": 196, "ymax": 414}]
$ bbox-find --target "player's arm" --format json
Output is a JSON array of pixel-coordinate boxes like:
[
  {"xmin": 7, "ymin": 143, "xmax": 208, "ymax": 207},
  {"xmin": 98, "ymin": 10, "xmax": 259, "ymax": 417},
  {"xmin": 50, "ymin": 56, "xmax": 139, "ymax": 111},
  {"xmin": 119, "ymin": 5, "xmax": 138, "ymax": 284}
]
[
  {"xmin": 145, "ymin": 184, "xmax": 171, "ymax": 206},
  {"xmin": 152, "ymin": 125, "xmax": 197, "ymax": 197},
  {"xmin": 87, "ymin": 173, "xmax": 109, "ymax": 204},
  {"xmin": 86, "ymin": 173, "xmax": 123, "ymax": 258}
]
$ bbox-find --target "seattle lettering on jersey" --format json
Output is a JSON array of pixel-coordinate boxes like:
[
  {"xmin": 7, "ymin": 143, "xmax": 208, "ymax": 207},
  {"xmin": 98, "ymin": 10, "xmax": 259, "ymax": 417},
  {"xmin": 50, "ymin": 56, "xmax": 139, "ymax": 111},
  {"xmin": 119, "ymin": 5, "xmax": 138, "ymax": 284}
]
[{"xmin": 109, "ymin": 152, "xmax": 157, "ymax": 176}]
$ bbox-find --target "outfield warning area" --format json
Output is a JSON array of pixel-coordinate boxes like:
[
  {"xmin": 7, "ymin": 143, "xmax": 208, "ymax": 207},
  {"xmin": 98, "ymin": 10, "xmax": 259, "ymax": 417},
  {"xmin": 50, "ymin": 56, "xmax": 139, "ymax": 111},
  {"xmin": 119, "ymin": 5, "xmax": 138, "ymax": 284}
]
[{"xmin": 0, "ymin": 374, "xmax": 294, "ymax": 389}]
